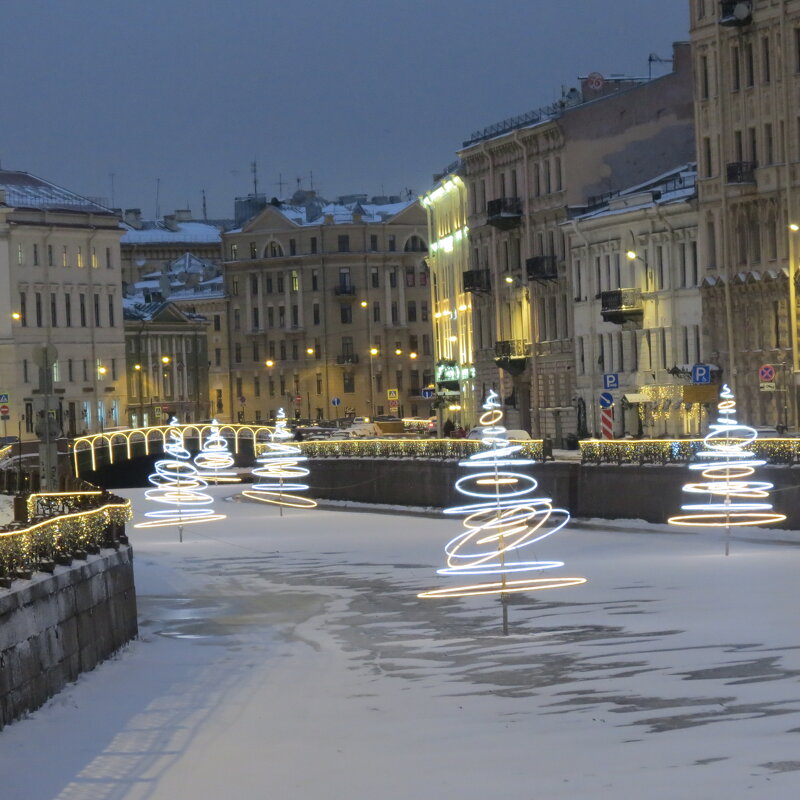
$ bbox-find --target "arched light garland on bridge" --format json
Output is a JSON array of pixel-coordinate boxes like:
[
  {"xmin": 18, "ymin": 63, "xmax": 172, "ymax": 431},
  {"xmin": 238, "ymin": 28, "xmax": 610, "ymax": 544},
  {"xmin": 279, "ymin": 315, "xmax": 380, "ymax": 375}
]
[
  {"xmin": 193, "ymin": 419, "xmax": 240, "ymax": 483},
  {"xmin": 242, "ymin": 409, "xmax": 317, "ymax": 511},
  {"xmin": 419, "ymin": 391, "xmax": 585, "ymax": 630},
  {"xmin": 135, "ymin": 417, "xmax": 226, "ymax": 532},
  {"xmin": 668, "ymin": 384, "xmax": 785, "ymax": 547}
]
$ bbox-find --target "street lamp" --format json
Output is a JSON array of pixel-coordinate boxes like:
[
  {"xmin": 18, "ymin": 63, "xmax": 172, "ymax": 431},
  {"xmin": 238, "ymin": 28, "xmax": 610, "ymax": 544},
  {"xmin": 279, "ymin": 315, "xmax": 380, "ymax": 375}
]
[{"xmin": 134, "ymin": 364, "xmax": 144, "ymax": 426}]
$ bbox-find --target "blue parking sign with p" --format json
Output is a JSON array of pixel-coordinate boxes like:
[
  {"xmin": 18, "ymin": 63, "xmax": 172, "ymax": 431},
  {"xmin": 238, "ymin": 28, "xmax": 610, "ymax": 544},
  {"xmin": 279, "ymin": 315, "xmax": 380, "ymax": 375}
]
[
  {"xmin": 603, "ymin": 373, "xmax": 619, "ymax": 390},
  {"xmin": 691, "ymin": 364, "xmax": 711, "ymax": 384}
]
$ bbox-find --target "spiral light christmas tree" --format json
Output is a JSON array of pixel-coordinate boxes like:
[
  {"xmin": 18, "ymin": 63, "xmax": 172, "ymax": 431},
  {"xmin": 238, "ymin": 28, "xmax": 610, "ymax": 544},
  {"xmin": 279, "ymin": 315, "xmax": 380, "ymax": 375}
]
[
  {"xmin": 668, "ymin": 384, "xmax": 785, "ymax": 554},
  {"xmin": 135, "ymin": 417, "xmax": 226, "ymax": 539},
  {"xmin": 419, "ymin": 390, "xmax": 585, "ymax": 634},
  {"xmin": 242, "ymin": 408, "xmax": 317, "ymax": 514},
  {"xmin": 193, "ymin": 419, "xmax": 240, "ymax": 484}
]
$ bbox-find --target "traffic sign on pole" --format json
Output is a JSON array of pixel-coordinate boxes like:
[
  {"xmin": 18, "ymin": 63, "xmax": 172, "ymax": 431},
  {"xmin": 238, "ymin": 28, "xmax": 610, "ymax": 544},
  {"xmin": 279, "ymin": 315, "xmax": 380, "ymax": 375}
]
[
  {"xmin": 759, "ymin": 364, "xmax": 776, "ymax": 382},
  {"xmin": 598, "ymin": 391, "xmax": 614, "ymax": 409},
  {"xmin": 603, "ymin": 373, "xmax": 619, "ymax": 390},
  {"xmin": 600, "ymin": 408, "xmax": 614, "ymax": 439},
  {"xmin": 420, "ymin": 388, "xmax": 435, "ymax": 399},
  {"xmin": 0, "ymin": 394, "xmax": 9, "ymax": 404},
  {"xmin": 331, "ymin": 397, "xmax": 341, "ymax": 407},
  {"xmin": 691, "ymin": 364, "xmax": 711, "ymax": 384}
]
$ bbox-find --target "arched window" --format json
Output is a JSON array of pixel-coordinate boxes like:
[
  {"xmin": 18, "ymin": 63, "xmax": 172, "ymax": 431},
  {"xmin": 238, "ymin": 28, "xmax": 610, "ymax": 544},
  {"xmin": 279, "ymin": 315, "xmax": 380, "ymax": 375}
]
[
  {"xmin": 264, "ymin": 241, "xmax": 284, "ymax": 258},
  {"xmin": 404, "ymin": 235, "xmax": 427, "ymax": 252}
]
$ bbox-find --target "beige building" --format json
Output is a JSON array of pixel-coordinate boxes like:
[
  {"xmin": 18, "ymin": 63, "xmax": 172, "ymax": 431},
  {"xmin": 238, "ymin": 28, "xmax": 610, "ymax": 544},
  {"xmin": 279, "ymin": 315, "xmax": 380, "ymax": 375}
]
[
  {"xmin": 222, "ymin": 194, "xmax": 433, "ymax": 422},
  {"xmin": 0, "ymin": 170, "xmax": 127, "ymax": 439},
  {"xmin": 567, "ymin": 166, "xmax": 703, "ymax": 438},
  {"xmin": 420, "ymin": 172, "xmax": 479, "ymax": 427},
  {"xmin": 457, "ymin": 43, "xmax": 694, "ymax": 442},
  {"xmin": 691, "ymin": 0, "xmax": 800, "ymax": 428}
]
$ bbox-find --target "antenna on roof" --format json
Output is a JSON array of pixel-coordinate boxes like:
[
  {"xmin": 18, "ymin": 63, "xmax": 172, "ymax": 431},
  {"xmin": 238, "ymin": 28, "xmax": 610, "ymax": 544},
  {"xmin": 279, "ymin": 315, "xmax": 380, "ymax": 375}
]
[
  {"xmin": 155, "ymin": 177, "xmax": 161, "ymax": 219},
  {"xmin": 202, "ymin": 188, "xmax": 208, "ymax": 220},
  {"xmin": 251, "ymin": 159, "xmax": 258, "ymax": 196},
  {"xmin": 648, "ymin": 52, "xmax": 673, "ymax": 80},
  {"xmin": 274, "ymin": 173, "xmax": 286, "ymax": 195},
  {"xmin": 109, "ymin": 173, "xmax": 115, "ymax": 207},
  {"xmin": 296, "ymin": 176, "xmax": 302, "ymax": 190},
  {"xmin": 309, "ymin": 170, "xmax": 314, "ymax": 190}
]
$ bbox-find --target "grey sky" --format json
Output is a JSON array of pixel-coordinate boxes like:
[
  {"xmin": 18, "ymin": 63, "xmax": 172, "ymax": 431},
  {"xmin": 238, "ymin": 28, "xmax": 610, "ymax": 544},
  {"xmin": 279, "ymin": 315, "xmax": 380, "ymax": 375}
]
[{"xmin": 0, "ymin": 0, "xmax": 688, "ymax": 219}]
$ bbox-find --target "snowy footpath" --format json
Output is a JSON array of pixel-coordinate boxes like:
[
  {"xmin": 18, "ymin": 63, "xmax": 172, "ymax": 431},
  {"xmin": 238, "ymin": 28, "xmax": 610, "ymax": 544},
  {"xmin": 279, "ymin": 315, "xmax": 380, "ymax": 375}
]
[{"xmin": 1, "ymin": 487, "xmax": 800, "ymax": 799}]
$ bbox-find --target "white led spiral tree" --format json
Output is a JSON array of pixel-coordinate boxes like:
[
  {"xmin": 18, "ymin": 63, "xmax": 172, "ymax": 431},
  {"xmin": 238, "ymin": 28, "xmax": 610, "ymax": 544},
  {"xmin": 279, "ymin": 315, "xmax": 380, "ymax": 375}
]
[
  {"xmin": 668, "ymin": 383, "xmax": 785, "ymax": 553},
  {"xmin": 242, "ymin": 408, "xmax": 317, "ymax": 513},
  {"xmin": 135, "ymin": 417, "xmax": 226, "ymax": 537},
  {"xmin": 419, "ymin": 390, "xmax": 585, "ymax": 633},
  {"xmin": 193, "ymin": 420, "xmax": 240, "ymax": 484}
]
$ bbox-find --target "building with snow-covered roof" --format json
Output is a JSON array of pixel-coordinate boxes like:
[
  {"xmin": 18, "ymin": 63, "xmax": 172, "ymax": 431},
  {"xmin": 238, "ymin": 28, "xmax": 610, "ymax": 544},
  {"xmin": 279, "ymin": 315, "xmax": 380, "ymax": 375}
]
[
  {"xmin": 565, "ymin": 165, "xmax": 704, "ymax": 438},
  {"xmin": 120, "ymin": 208, "xmax": 224, "ymax": 286},
  {"xmin": 222, "ymin": 194, "xmax": 433, "ymax": 422},
  {"xmin": 0, "ymin": 169, "xmax": 127, "ymax": 439}
]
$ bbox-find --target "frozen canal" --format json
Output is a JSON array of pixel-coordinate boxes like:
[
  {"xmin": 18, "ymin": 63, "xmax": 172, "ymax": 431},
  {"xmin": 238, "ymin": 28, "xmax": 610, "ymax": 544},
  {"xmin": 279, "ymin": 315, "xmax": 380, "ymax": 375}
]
[{"xmin": 2, "ymin": 487, "xmax": 800, "ymax": 799}]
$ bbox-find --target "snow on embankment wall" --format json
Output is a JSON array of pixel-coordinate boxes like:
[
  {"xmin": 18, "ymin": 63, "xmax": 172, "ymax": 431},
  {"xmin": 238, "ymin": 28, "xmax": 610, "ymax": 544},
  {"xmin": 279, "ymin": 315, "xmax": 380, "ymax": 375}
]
[{"xmin": 0, "ymin": 547, "xmax": 137, "ymax": 729}]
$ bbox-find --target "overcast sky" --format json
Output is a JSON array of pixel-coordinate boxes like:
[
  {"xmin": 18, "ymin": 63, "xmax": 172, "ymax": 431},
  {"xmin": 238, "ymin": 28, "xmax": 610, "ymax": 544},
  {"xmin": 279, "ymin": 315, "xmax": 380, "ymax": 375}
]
[{"xmin": 0, "ymin": 0, "xmax": 688, "ymax": 219}]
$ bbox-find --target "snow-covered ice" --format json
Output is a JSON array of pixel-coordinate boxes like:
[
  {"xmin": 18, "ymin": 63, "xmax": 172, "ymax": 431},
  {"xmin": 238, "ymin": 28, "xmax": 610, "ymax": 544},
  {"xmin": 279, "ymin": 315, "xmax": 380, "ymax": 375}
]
[{"xmin": 1, "ymin": 487, "xmax": 800, "ymax": 799}]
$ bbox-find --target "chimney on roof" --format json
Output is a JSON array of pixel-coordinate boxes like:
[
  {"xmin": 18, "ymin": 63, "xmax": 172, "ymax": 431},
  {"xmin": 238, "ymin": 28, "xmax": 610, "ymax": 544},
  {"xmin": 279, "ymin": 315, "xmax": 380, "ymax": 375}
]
[
  {"xmin": 124, "ymin": 208, "xmax": 143, "ymax": 229},
  {"xmin": 163, "ymin": 214, "xmax": 179, "ymax": 232},
  {"xmin": 174, "ymin": 209, "xmax": 192, "ymax": 222}
]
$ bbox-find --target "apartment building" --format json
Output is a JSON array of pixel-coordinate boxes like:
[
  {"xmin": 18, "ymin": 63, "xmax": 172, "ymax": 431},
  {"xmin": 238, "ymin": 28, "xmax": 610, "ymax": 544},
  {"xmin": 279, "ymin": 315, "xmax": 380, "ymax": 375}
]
[
  {"xmin": 0, "ymin": 170, "xmax": 126, "ymax": 439},
  {"xmin": 567, "ymin": 166, "xmax": 703, "ymax": 439},
  {"xmin": 420, "ymin": 172, "xmax": 479, "ymax": 427},
  {"xmin": 222, "ymin": 193, "xmax": 433, "ymax": 422},
  {"xmin": 456, "ymin": 43, "xmax": 694, "ymax": 441},
  {"xmin": 691, "ymin": 0, "xmax": 800, "ymax": 427}
]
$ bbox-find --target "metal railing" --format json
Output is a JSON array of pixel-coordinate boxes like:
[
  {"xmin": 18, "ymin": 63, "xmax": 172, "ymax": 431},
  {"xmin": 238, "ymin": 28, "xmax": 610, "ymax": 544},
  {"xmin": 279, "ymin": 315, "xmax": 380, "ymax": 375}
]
[
  {"xmin": 294, "ymin": 438, "xmax": 544, "ymax": 461},
  {"xmin": 726, "ymin": 161, "xmax": 757, "ymax": 184}
]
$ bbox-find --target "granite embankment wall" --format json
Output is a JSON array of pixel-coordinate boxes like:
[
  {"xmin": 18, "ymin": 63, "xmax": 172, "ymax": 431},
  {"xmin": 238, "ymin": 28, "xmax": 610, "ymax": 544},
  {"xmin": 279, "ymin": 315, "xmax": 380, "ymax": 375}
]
[
  {"xmin": 0, "ymin": 547, "xmax": 138, "ymax": 729},
  {"xmin": 306, "ymin": 460, "xmax": 800, "ymax": 528}
]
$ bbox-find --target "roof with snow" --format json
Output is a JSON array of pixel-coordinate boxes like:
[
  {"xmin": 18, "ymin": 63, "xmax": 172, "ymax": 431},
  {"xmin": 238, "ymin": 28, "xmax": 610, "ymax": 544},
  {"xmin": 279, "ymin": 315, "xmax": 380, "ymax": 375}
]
[
  {"xmin": 260, "ymin": 198, "xmax": 417, "ymax": 228},
  {"xmin": 0, "ymin": 170, "xmax": 114, "ymax": 214},
  {"xmin": 121, "ymin": 221, "xmax": 222, "ymax": 245}
]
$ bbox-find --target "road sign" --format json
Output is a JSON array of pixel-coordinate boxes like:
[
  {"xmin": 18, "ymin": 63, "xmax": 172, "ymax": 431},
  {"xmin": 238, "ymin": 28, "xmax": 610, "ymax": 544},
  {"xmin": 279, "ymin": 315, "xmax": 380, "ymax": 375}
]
[
  {"xmin": 759, "ymin": 381, "xmax": 776, "ymax": 392},
  {"xmin": 0, "ymin": 405, "xmax": 9, "ymax": 416},
  {"xmin": 0, "ymin": 394, "xmax": 8, "ymax": 404},
  {"xmin": 603, "ymin": 373, "xmax": 619, "ymax": 390},
  {"xmin": 420, "ymin": 388, "xmax": 435, "ymax": 399},
  {"xmin": 154, "ymin": 406, "xmax": 162, "ymax": 418},
  {"xmin": 294, "ymin": 394, "xmax": 302, "ymax": 403},
  {"xmin": 239, "ymin": 396, "xmax": 246, "ymax": 404},
  {"xmin": 389, "ymin": 400, "xmax": 399, "ymax": 410},
  {"xmin": 759, "ymin": 364, "xmax": 776, "ymax": 382},
  {"xmin": 331, "ymin": 397, "xmax": 341, "ymax": 407},
  {"xmin": 387, "ymin": 388, "xmax": 399, "ymax": 400},
  {"xmin": 691, "ymin": 364, "xmax": 712, "ymax": 384},
  {"xmin": 599, "ymin": 391, "xmax": 614, "ymax": 409}
]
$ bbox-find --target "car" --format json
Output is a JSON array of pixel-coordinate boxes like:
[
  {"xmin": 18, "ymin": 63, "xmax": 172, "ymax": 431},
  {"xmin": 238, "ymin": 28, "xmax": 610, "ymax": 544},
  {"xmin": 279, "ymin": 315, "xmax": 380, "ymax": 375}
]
[{"xmin": 467, "ymin": 428, "xmax": 531, "ymax": 440}]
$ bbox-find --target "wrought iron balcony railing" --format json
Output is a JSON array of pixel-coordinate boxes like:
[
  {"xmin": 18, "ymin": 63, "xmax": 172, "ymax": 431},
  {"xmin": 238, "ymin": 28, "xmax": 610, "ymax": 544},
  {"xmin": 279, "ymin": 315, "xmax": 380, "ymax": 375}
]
[
  {"xmin": 462, "ymin": 269, "xmax": 491, "ymax": 293},
  {"xmin": 526, "ymin": 255, "xmax": 558, "ymax": 282},
  {"xmin": 726, "ymin": 161, "xmax": 757, "ymax": 184},
  {"xmin": 486, "ymin": 197, "xmax": 522, "ymax": 229}
]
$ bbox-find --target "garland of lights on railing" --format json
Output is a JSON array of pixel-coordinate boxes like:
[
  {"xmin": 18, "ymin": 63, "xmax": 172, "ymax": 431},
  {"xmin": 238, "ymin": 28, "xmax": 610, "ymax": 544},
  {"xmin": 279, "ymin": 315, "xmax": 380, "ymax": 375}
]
[
  {"xmin": 193, "ymin": 419, "xmax": 240, "ymax": 484},
  {"xmin": 419, "ymin": 390, "xmax": 585, "ymax": 634},
  {"xmin": 0, "ymin": 492, "xmax": 131, "ymax": 582},
  {"xmin": 135, "ymin": 418, "xmax": 226, "ymax": 535},
  {"xmin": 243, "ymin": 409, "xmax": 317, "ymax": 512},
  {"xmin": 668, "ymin": 384, "xmax": 785, "ymax": 551}
]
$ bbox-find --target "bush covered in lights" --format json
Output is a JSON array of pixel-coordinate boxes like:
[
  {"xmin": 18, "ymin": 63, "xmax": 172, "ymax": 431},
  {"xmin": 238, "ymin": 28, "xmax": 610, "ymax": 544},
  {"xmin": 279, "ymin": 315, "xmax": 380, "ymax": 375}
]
[{"xmin": 0, "ymin": 491, "xmax": 131, "ymax": 584}]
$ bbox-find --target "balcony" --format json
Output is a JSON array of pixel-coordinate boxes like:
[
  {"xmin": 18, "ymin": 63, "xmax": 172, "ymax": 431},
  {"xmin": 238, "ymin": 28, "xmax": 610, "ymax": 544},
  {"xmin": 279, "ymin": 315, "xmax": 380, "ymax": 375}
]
[
  {"xmin": 463, "ymin": 269, "xmax": 491, "ymax": 294},
  {"xmin": 486, "ymin": 197, "xmax": 522, "ymax": 230},
  {"xmin": 334, "ymin": 284, "xmax": 356, "ymax": 296},
  {"xmin": 600, "ymin": 288, "xmax": 643, "ymax": 326},
  {"xmin": 719, "ymin": 1, "xmax": 752, "ymax": 26},
  {"xmin": 336, "ymin": 353, "xmax": 359, "ymax": 365},
  {"xmin": 526, "ymin": 256, "xmax": 558, "ymax": 282},
  {"xmin": 726, "ymin": 161, "xmax": 757, "ymax": 184},
  {"xmin": 494, "ymin": 339, "xmax": 531, "ymax": 376}
]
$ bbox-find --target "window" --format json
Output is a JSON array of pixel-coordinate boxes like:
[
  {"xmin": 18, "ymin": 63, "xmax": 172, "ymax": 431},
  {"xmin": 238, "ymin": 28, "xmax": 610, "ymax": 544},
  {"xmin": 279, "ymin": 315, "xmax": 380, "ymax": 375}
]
[
  {"xmin": 254, "ymin": 375, "xmax": 261, "ymax": 397},
  {"xmin": 106, "ymin": 247, "xmax": 112, "ymax": 269},
  {"xmin": 251, "ymin": 275, "xmax": 259, "ymax": 295},
  {"xmin": 68, "ymin": 359, "xmax": 74, "ymax": 382},
  {"xmin": 391, "ymin": 301, "xmax": 398, "ymax": 323},
  {"xmin": 289, "ymin": 238, "xmax": 296, "ymax": 256},
  {"xmin": 703, "ymin": 137, "xmax": 713, "ymax": 178},
  {"xmin": 419, "ymin": 270, "xmax": 427, "ymax": 287},
  {"xmin": 108, "ymin": 295, "xmax": 115, "ymax": 327},
  {"xmin": 765, "ymin": 123, "xmax": 774, "ymax": 165},
  {"xmin": 388, "ymin": 235, "xmax": 396, "ymax": 252},
  {"xmin": 82, "ymin": 359, "xmax": 88, "ymax": 382},
  {"xmin": 373, "ymin": 302, "xmax": 381, "ymax": 322},
  {"xmin": 278, "ymin": 306, "xmax": 285, "ymax": 327},
  {"xmin": 405, "ymin": 269, "xmax": 415, "ymax": 287},
  {"xmin": 409, "ymin": 334, "xmax": 418, "ymax": 351},
  {"xmin": 48, "ymin": 245, "xmax": 54, "ymax": 266},
  {"xmin": 338, "ymin": 234, "xmax": 350, "ymax": 252},
  {"xmin": 291, "ymin": 304, "xmax": 299, "ymax": 326},
  {"xmin": 252, "ymin": 307, "xmax": 260, "ymax": 330},
  {"xmin": 32, "ymin": 244, "xmax": 39, "ymax": 266},
  {"xmin": 230, "ymin": 243, "xmax": 239, "ymax": 260},
  {"xmin": 234, "ymin": 343, "xmax": 242, "ymax": 363},
  {"xmin": 79, "ymin": 294, "xmax": 87, "ymax": 327},
  {"xmin": 277, "ymin": 275, "xmax": 284, "ymax": 293},
  {"xmin": 213, "ymin": 314, "xmax": 221, "ymax": 331},
  {"xmin": 94, "ymin": 294, "xmax": 100, "ymax": 326},
  {"xmin": 312, "ymin": 270, "xmax": 319, "ymax": 291},
  {"xmin": 313, "ymin": 303, "xmax": 320, "ymax": 325},
  {"xmin": 310, "ymin": 236, "xmax": 317, "ymax": 254},
  {"xmin": 762, "ymin": 36, "xmax": 771, "ymax": 84},
  {"xmin": 77, "ymin": 247, "xmax": 84, "ymax": 268},
  {"xmin": 421, "ymin": 301, "xmax": 428, "ymax": 321},
  {"xmin": 268, "ymin": 341, "xmax": 275, "ymax": 359},
  {"xmin": 267, "ymin": 307, "xmax": 274, "ymax": 327},
  {"xmin": 699, "ymin": 55, "xmax": 709, "ymax": 99},
  {"xmin": 422, "ymin": 334, "xmax": 431, "ymax": 355},
  {"xmin": 371, "ymin": 268, "xmax": 379, "ymax": 288},
  {"xmin": 407, "ymin": 301, "xmax": 417, "ymax": 322},
  {"xmin": 16, "ymin": 243, "xmax": 23, "ymax": 265},
  {"xmin": 343, "ymin": 373, "xmax": 355, "ymax": 393},
  {"xmin": 64, "ymin": 295, "xmax": 72, "ymax": 327},
  {"xmin": 291, "ymin": 270, "xmax": 299, "ymax": 292},
  {"xmin": 732, "ymin": 45, "xmax": 740, "ymax": 91},
  {"xmin": 215, "ymin": 348, "xmax": 221, "ymax": 366},
  {"xmin": 252, "ymin": 341, "xmax": 259, "ymax": 361},
  {"xmin": 744, "ymin": 41, "xmax": 754, "ymax": 87},
  {"xmin": 748, "ymin": 126, "xmax": 757, "ymax": 163},
  {"xmin": 91, "ymin": 247, "xmax": 98, "ymax": 268},
  {"xmin": 233, "ymin": 309, "xmax": 241, "ymax": 330},
  {"xmin": 269, "ymin": 242, "xmax": 282, "ymax": 257},
  {"xmin": 316, "ymin": 373, "xmax": 322, "ymax": 394},
  {"xmin": 340, "ymin": 304, "xmax": 352, "ymax": 324},
  {"xmin": 35, "ymin": 292, "xmax": 42, "ymax": 327},
  {"xmin": 370, "ymin": 234, "xmax": 378, "ymax": 251},
  {"xmin": 395, "ymin": 370, "xmax": 403, "ymax": 390},
  {"xmin": 279, "ymin": 341, "xmax": 287, "ymax": 360},
  {"xmin": 231, "ymin": 277, "xmax": 239, "ymax": 295},
  {"xmin": 250, "ymin": 241, "xmax": 257, "ymax": 259},
  {"xmin": 50, "ymin": 293, "xmax": 57, "ymax": 326},
  {"xmin": 62, "ymin": 246, "xmax": 68, "ymax": 267},
  {"xmin": 389, "ymin": 269, "xmax": 397, "ymax": 288}
]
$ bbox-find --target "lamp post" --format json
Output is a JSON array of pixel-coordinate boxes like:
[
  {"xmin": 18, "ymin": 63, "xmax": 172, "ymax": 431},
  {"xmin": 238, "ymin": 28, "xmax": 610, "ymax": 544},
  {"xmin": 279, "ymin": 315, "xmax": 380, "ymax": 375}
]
[
  {"xmin": 134, "ymin": 364, "xmax": 143, "ymax": 426},
  {"xmin": 789, "ymin": 223, "xmax": 799, "ymax": 430}
]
